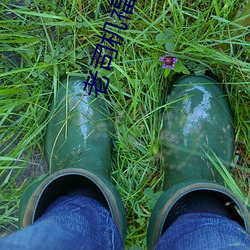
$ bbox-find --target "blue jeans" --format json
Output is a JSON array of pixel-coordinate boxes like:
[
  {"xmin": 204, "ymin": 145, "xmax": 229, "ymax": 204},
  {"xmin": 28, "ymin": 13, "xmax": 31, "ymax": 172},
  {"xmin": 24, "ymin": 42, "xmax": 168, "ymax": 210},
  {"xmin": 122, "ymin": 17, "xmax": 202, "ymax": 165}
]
[
  {"xmin": 0, "ymin": 196, "xmax": 123, "ymax": 250},
  {"xmin": 156, "ymin": 213, "xmax": 250, "ymax": 250},
  {"xmin": 0, "ymin": 196, "xmax": 249, "ymax": 249}
]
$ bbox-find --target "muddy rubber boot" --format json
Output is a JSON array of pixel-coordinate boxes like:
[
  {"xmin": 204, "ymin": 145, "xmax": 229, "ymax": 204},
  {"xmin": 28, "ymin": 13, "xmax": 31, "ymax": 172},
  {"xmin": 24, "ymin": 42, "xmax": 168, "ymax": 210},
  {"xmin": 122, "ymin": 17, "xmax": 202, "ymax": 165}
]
[
  {"xmin": 147, "ymin": 75, "xmax": 250, "ymax": 250},
  {"xmin": 19, "ymin": 77, "xmax": 127, "ymax": 242}
]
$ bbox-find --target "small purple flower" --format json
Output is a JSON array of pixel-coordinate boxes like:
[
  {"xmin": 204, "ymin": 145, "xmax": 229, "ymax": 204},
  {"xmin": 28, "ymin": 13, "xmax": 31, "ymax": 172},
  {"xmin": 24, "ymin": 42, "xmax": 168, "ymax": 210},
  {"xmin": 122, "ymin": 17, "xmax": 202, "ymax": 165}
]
[{"xmin": 159, "ymin": 53, "xmax": 177, "ymax": 70}]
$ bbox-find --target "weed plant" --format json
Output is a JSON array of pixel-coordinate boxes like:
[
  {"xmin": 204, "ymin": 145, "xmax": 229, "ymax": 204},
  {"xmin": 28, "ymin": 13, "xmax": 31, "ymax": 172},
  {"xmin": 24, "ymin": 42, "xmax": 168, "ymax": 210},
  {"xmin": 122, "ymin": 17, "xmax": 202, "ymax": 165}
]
[{"xmin": 0, "ymin": 0, "xmax": 249, "ymax": 248}]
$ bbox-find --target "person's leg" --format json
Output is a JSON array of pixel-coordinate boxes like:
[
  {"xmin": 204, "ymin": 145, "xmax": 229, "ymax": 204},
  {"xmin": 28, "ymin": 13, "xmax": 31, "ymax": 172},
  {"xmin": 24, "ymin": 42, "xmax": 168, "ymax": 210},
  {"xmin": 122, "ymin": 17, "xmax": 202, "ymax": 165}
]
[
  {"xmin": 2, "ymin": 77, "xmax": 126, "ymax": 249},
  {"xmin": 0, "ymin": 195, "xmax": 123, "ymax": 250},
  {"xmin": 155, "ymin": 213, "xmax": 250, "ymax": 250},
  {"xmin": 147, "ymin": 75, "xmax": 250, "ymax": 249}
]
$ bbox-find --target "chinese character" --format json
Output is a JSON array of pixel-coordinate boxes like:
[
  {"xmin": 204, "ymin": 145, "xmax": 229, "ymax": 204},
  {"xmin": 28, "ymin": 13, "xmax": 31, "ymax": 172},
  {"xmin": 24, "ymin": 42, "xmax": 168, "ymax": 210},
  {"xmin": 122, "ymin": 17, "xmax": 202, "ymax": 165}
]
[
  {"xmin": 103, "ymin": 21, "xmax": 128, "ymax": 33},
  {"xmin": 90, "ymin": 44, "xmax": 118, "ymax": 71},
  {"xmin": 98, "ymin": 33, "xmax": 123, "ymax": 47},
  {"xmin": 110, "ymin": 0, "xmax": 122, "ymax": 8},
  {"xmin": 110, "ymin": 0, "xmax": 137, "ymax": 15},
  {"xmin": 123, "ymin": 0, "xmax": 137, "ymax": 14},
  {"xmin": 83, "ymin": 70, "xmax": 110, "ymax": 98},
  {"xmin": 108, "ymin": 9, "xmax": 131, "ymax": 20}
]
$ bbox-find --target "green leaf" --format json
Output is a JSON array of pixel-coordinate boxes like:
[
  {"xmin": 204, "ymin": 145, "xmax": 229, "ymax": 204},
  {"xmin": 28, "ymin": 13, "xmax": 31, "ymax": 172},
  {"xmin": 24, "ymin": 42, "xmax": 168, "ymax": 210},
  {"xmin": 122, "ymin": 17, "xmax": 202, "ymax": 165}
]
[
  {"xmin": 76, "ymin": 15, "xmax": 82, "ymax": 22},
  {"xmin": 146, "ymin": 190, "xmax": 164, "ymax": 209},
  {"xmin": 147, "ymin": 199, "xmax": 158, "ymax": 210},
  {"xmin": 156, "ymin": 32, "xmax": 167, "ymax": 45},
  {"xmin": 39, "ymin": 75, "xmax": 45, "ymax": 80},
  {"xmin": 144, "ymin": 188, "xmax": 154, "ymax": 198},
  {"xmin": 186, "ymin": 61, "xmax": 197, "ymax": 70},
  {"xmin": 165, "ymin": 42, "xmax": 175, "ymax": 52},
  {"xmin": 31, "ymin": 71, "xmax": 38, "ymax": 77},
  {"xmin": 174, "ymin": 62, "xmax": 190, "ymax": 75},
  {"xmin": 60, "ymin": 47, "xmax": 66, "ymax": 53},
  {"xmin": 194, "ymin": 64, "xmax": 207, "ymax": 75},
  {"xmin": 156, "ymin": 29, "xmax": 175, "ymax": 49},
  {"xmin": 182, "ymin": 67, "xmax": 190, "ymax": 75},
  {"xmin": 164, "ymin": 67, "xmax": 171, "ymax": 77},
  {"xmin": 164, "ymin": 28, "xmax": 174, "ymax": 39},
  {"xmin": 44, "ymin": 54, "xmax": 52, "ymax": 63},
  {"xmin": 173, "ymin": 62, "xmax": 182, "ymax": 73},
  {"xmin": 38, "ymin": 67, "xmax": 44, "ymax": 74},
  {"xmin": 76, "ymin": 53, "xmax": 84, "ymax": 59},
  {"xmin": 76, "ymin": 23, "xmax": 83, "ymax": 28},
  {"xmin": 83, "ymin": 22, "xmax": 89, "ymax": 27}
]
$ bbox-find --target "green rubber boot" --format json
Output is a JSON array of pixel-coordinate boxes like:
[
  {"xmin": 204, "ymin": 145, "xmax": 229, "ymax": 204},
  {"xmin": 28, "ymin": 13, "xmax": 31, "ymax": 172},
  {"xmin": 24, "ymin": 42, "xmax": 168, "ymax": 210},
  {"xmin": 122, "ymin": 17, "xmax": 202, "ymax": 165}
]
[
  {"xmin": 147, "ymin": 75, "xmax": 250, "ymax": 249},
  {"xmin": 19, "ymin": 77, "xmax": 127, "ymax": 242}
]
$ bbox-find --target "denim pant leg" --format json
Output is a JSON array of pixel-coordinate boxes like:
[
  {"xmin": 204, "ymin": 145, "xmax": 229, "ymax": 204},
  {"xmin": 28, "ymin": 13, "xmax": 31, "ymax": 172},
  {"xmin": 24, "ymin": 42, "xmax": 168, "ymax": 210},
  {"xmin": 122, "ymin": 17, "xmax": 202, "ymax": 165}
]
[
  {"xmin": 155, "ymin": 213, "xmax": 250, "ymax": 250},
  {"xmin": 0, "ymin": 196, "xmax": 123, "ymax": 250}
]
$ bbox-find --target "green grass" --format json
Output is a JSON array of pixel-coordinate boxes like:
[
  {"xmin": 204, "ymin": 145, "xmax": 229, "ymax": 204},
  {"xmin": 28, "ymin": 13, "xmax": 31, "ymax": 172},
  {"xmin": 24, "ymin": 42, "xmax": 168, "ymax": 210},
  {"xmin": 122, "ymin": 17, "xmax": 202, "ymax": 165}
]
[{"xmin": 0, "ymin": 0, "xmax": 250, "ymax": 248}]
